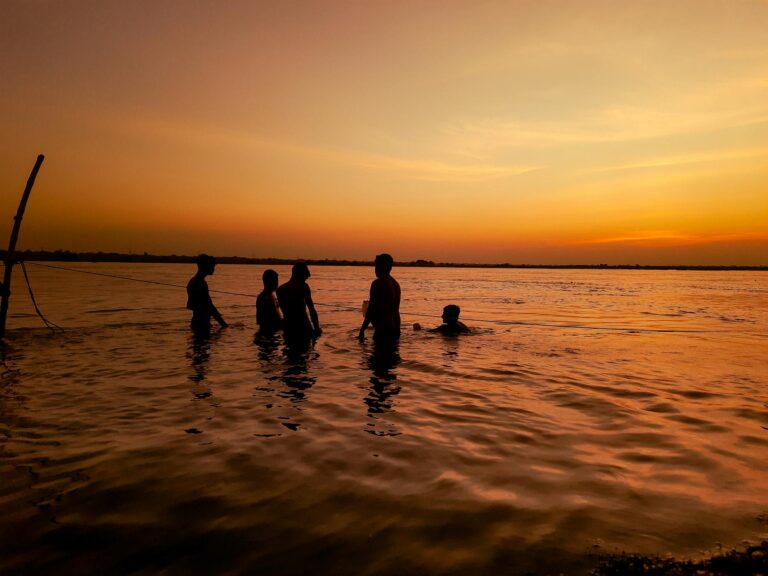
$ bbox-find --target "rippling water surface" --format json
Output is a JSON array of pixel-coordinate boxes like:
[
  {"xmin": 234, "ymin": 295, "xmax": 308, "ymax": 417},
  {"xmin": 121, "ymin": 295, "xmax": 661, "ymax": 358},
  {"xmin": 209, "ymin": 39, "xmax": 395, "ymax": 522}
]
[{"xmin": 1, "ymin": 264, "xmax": 767, "ymax": 575}]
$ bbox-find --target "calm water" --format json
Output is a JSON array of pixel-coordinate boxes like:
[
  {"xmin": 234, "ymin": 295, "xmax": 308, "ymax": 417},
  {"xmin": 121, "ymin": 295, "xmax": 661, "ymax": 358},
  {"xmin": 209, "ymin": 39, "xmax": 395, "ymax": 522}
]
[{"xmin": 1, "ymin": 264, "xmax": 767, "ymax": 575}]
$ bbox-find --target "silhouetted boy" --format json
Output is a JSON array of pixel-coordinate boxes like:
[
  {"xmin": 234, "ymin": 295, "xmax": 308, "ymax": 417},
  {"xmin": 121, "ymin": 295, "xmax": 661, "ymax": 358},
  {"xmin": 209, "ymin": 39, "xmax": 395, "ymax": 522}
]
[
  {"xmin": 358, "ymin": 253, "xmax": 401, "ymax": 342},
  {"xmin": 276, "ymin": 263, "xmax": 321, "ymax": 346},
  {"xmin": 431, "ymin": 304, "xmax": 470, "ymax": 335},
  {"xmin": 0, "ymin": 281, "xmax": 8, "ymax": 298},
  {"xmin": 256, "ymin": 269, "xmax": 282, "ymax": 334},
  {"xmin": 186, "ymin": 254, "xmax": 228, "ymax": 334}
]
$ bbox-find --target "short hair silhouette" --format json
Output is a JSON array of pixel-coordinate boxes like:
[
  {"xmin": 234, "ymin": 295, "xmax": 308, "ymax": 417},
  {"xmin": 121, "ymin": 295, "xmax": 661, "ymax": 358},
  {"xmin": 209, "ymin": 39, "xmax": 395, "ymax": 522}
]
[
  {"xmin": 262, "ymin": 269, "xmax": 278, "ymax": 288},
  {"xmin": 375, "ymin": 253, "xmax": 394, "ymax": 274},
  {"xmin": 291, "ymin": 262, "xmax": 310, "ymax": 280},
  {"xmin": 187, "ymin": 254, "xmax": 227, "ymax": 331},
  {"xmin": 195, "ymin": 254, "xmax": 216, "ymax": 271},
  {"xmin": 442, "ymin": 304, "xmax": 461, "ymax": 320}
]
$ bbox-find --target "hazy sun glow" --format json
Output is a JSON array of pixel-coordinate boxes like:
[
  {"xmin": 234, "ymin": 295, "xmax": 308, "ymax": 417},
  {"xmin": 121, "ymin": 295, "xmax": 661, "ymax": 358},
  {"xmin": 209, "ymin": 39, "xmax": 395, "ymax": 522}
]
[{"xmin": 1, "ymin": 0, "xmax": 767, "ymax": 264}]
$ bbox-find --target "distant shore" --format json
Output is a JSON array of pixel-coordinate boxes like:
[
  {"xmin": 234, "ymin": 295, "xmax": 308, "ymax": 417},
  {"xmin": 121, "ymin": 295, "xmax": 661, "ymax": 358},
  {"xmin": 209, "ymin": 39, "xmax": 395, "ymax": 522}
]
[{"xmin": 3, "ymin": 249, "xmax": 766, "ymax": 271}]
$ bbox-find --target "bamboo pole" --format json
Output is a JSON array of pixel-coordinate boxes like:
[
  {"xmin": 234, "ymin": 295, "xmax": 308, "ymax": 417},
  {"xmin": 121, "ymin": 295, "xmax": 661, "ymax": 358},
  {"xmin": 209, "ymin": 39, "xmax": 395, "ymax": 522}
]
[{"xmin": 0, "ymin": 154, "xmax": 45, "ymax": 339}]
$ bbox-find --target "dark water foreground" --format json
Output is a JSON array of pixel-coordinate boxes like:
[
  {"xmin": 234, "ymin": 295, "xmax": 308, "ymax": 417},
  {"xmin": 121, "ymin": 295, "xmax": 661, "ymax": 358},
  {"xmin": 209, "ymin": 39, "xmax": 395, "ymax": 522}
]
[
  {"xmin": 1, "ymin": 265, "xmax": 767, "ymax": 574},
  {"xmin": 593, "ymin": 541, "xmax": 768, "ymax": 575}
]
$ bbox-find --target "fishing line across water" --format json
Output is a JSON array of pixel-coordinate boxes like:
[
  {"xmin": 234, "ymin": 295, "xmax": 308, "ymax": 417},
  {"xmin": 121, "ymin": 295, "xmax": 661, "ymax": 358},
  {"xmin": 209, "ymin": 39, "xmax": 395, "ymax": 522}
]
[{"xmin": 20, "ymin": 261, "xmax": 716, "ymax": 334}]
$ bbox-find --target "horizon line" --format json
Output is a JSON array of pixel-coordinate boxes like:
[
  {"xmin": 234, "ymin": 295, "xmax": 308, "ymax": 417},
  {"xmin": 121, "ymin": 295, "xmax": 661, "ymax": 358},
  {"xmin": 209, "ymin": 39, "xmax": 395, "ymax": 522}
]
[{"xmin": 3, "ymin": 249, "xmax": 766, "ymax": 271}]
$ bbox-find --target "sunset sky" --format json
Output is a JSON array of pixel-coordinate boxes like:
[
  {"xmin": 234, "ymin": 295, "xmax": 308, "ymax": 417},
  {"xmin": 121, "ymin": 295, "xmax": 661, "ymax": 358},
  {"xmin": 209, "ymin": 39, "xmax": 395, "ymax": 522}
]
[{"xmin": 1, "ymin": 0, "xmax": 767, "ymax": 265}]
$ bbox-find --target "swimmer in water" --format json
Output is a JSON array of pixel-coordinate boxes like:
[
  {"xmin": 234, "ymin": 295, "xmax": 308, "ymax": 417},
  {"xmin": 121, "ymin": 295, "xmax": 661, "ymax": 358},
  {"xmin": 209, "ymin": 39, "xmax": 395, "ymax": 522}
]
[{"xmin": 429, "ymin": 304, "xmax": 470, "ymax": 335}]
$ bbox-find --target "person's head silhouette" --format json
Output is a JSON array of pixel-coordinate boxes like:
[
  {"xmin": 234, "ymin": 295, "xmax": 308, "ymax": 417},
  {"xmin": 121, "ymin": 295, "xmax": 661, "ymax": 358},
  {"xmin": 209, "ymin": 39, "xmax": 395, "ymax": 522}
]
[
  {"xmin": 441, "ymin": 304, "xmax": 461, "ymax": 325},
  {"xmin": 291, "ymin": 262, "xmax": 310, "ymax": 281},
  {"xmin": 374, "ymin": 253, "xmax": 394, "ymax": 278},
  {"xmin": 262, "ymin": 269, "xmax": 278, "ymax": 292},
  {"xmin": 196, "ymin": 254, "xmax": 216, "ymax": 276}
]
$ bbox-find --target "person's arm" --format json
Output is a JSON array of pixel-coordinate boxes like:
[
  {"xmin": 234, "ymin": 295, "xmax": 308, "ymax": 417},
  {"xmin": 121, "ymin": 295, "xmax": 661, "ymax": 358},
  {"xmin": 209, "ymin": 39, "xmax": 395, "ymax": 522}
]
[
  {"xmin": 211, "ymin": 303, "xmax": 228, "ymax": 328},
  {"xmin": 206, "ymin": 287, "xmax": 228, "ymax": 328},
  {"xmin": 275, "ymin": 286, "xmax": 285, "ymax": 319},
  {"xmin": 273, "ymin": 293, "xmax": 283, "ymax": 320},
  {"xmin": 358, "ymin": 284, "xmax": 375, "ymax": 340},
  {"xmin": 272, "ymin": 293, "xmax": 283, "ymax": 327},
  {"xmin": 305, "ymin": 285, "xmax": 321, "ymax": 337}
]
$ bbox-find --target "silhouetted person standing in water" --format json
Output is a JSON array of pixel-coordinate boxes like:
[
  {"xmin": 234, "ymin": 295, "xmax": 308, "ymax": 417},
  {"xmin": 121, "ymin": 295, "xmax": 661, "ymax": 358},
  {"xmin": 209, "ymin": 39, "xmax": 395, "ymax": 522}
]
[
  {"xmin": 186, "ymin": 254, "xmax": 228, "ymax": 334},
  {"xmin": 256, "ymin": 269, "xmax": 282, "ymax": 335},
  {"xmin": 277, "ymin": 263, "xmax": 321, "ymax": 347},
  {"xmin": 358, "ymin": 253, "xmax": 401, "ymax": 342}
]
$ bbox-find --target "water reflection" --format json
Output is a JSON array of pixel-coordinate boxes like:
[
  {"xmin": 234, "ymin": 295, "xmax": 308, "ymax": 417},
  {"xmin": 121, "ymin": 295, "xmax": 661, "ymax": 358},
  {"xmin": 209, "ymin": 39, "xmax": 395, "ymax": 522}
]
[
  {"xmin": 0, "ymin": 340, "xmax": 11, "ymax": 377},
  {"xmin": 253, "ymin": 332, "xmax": 281, "ymax": 364},
  {"xmin": 186, "ymin": 332, "xmax": 222, "ymax": 405},
  {"xmin": 252, "ymin": 334, "xmax": 317, "ymax": 432},
  {"xmin": 187, "ymin": 332, "xmax": 212, "ymax": 384},
  {"xmin": 279, "ymin": 345, "xmax": 317, "ymax": 404},
  {"xmin": 363, "ymin": 339, "xmax": 401, "ymax": 436},
  {"xmin": 0, "ymin": 340, "xmax": 20, "ymax": 428},
  {"xmin": 438, "ymin": 333, "xmax": 462, "ymax": 367}
]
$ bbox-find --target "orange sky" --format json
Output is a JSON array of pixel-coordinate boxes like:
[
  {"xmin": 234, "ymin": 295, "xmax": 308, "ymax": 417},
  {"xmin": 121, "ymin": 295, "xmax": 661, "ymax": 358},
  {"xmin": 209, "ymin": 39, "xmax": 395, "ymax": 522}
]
[{"xmin": 1, "ymin": 0, "xmax": 767, "ymax": 265}]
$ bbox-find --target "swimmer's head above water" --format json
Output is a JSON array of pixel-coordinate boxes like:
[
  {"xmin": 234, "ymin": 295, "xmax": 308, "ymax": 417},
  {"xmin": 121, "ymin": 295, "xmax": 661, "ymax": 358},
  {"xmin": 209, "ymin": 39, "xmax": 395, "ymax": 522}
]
[{"xmin": 441, "ymin": 304, "xmax": 461, "ymax": 323}]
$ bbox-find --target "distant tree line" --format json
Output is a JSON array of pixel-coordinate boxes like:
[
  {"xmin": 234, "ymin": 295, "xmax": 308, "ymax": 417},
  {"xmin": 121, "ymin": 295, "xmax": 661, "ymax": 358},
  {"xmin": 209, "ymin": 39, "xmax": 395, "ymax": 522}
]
[{"xmin": 1, "ymin": 249, "xmax": 765, "ymax": 271}]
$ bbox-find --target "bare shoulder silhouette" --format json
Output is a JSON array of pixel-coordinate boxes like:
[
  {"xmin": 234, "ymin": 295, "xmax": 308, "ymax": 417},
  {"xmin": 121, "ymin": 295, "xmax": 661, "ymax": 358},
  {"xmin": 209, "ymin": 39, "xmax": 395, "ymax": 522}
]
[
  {"xmin": 276, "ymin": 263, "xmax": 321, "ymax": 347},
  {"xmin": 186, "ymin": 254, "xmax": 227, "ymax": 334},
  {"xmin": 256, "ymin": 268, "xmax": 282, "ymax": 334},
  {"xmin": 359, "ymin": 253, "xmax": 401, "ymax": 342}
]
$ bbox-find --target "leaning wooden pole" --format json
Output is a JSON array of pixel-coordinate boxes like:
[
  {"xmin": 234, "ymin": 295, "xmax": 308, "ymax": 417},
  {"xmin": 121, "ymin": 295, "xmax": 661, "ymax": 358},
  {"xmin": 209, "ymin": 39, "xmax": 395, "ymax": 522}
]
[{"xmin": 0, "ymin": 154, "xmax": 45, "ymax": 339}]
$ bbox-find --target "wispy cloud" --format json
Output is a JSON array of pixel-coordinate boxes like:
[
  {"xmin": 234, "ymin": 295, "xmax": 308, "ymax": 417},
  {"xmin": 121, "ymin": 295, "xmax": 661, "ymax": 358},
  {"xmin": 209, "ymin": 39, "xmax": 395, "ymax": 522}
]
[
  {"xmin": 118, "ymin": 115, "xmax": 538, "ymax": 183},
  {"xmin": 441, "ymin": 71, "xmax": 768, "ymax": 154},
  {"xmin": 348, "ymin": 154, "xmax": 538, "ymax": 181},
  {"xmin": 587, "ymin": 147, "xmax": 768, "ymax": 173},
  {"xmin": 576, "ymin": 230, "xmax": 694, "ymax": 245},
  {"xmin": 443, "ymin": 104, "xmax": 768, "ymax": 151},
  {"xmin": 576, "ymin": 231, "xmax": 768, "ymax": 246}
]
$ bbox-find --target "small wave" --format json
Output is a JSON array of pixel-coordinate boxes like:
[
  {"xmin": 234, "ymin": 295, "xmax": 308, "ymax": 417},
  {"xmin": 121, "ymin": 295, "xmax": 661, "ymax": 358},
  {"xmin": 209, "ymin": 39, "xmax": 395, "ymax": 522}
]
[
  {"xmin": 664, "ymin": 414, "xmax": 730, "ymax": 433},
  {"xmin": 85, "ymin": 307, "xmax": 144, "ymax": 314},
  {"xmin": 718, "ymin": 315, "xmax": 755, "ymax": 324},
  {"xmin": 641, "ymin": 311, "xmax": 686, "ymax": 318}
]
